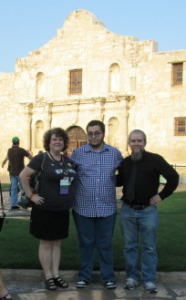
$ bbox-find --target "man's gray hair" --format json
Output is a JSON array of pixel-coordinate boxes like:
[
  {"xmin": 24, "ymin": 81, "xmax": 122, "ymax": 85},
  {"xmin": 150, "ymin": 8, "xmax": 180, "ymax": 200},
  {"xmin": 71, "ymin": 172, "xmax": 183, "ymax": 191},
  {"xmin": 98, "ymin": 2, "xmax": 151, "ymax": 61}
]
[{"xmin": 128, "ymin": 129, "xmax": 147, "ymax": 144}]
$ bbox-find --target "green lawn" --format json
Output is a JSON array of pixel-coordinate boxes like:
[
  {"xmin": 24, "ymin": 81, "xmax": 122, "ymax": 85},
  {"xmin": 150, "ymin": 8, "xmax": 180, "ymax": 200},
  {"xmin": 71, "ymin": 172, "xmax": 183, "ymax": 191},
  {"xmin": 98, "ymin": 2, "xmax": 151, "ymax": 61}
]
[
  {"xmin": 1, "ymin": 183, "xmax": 10, "ymax": 189},
  {"xmin": 0, "ymin": 191, "xmax": 185, "ymax": 271}
]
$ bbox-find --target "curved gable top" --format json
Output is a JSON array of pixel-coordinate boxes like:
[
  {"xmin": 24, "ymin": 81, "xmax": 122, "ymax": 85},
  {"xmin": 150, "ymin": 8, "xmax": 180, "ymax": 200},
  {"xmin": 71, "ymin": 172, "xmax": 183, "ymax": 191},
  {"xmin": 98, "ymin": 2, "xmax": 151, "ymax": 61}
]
[
  {"xmin": 16, "ymin": 9, "xmax": 157, "ymax": 72},
  {"xmin": 63, "ymin": 9, "xmax": 105, "ymax": 30}
]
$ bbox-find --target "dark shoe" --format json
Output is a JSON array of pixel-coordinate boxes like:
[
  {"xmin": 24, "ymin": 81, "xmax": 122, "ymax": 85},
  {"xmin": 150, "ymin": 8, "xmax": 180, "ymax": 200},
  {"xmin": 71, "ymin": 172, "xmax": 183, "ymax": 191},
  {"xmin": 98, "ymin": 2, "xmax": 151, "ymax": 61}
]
[
  {"xmin": 76, "ymin": 279, "xmax": 89, "ymax": 288},
  {"xmin": 11, "ymin": 205, "xmax": 20, "ymax": 210},
  {"xmin": 45, "ymin": 277, "xmax": 56, "ymax": 291},
  {"xmin": 104, "ymin": 281, "xmax": 116, "ymax": 289},
  {"xmin": 53, "ymin": 277, "xmax": 68, "ymax": 288},
  {"xmin": 0, "ymin": 294, "xmax": 13, "ymax": 300},
  {"xmin": 17, "ymin": 201, "xmax": 28, "ymax": 209}
]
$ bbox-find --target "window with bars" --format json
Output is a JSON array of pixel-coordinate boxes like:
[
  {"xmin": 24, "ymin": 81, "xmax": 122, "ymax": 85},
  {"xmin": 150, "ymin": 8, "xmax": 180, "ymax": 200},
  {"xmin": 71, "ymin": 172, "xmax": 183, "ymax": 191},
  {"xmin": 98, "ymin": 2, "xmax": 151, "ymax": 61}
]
[
  {"xmin": 172, "ymin": 63, "xmax": 183, "ymax": 86},
  {"xmin": 174, "ymin": 117, "xmax": 186, "ymax": 136},
  {"xmin": 69, "ymin": 69, "xmax": 82, "ymax": 94}
]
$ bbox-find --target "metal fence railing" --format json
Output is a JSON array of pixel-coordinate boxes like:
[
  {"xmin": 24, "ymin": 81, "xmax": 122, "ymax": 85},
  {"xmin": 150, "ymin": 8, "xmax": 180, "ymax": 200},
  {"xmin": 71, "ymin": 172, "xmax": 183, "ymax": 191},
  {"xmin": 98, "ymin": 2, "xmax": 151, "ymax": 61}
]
[
  {"xmin": 171, "ymin": 165, "xmax": 186, "ymax": 184},
  {"xmin": 159, "ymin": 165, "xmax": 186, "ymax": 185},
  {"xmin": 171, "ymin": 164, "xmax": 186, "ymax": 170}
]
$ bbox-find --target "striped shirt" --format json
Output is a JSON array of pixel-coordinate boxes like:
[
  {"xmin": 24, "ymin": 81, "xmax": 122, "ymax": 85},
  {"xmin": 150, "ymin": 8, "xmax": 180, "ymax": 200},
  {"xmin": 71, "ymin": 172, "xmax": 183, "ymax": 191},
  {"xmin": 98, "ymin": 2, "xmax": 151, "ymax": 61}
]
[{"xmin": 71, "ymin": 143, "xmax": 123, "ymax": 217}]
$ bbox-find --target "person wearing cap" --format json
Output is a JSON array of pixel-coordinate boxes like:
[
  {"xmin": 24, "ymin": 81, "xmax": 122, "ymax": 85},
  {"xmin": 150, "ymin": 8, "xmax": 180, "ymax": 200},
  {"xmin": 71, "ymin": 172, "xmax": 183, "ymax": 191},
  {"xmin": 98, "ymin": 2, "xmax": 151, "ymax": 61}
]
[{"xmin": 2, "ymin": 137, "xmax": 32, "ymax": 209}]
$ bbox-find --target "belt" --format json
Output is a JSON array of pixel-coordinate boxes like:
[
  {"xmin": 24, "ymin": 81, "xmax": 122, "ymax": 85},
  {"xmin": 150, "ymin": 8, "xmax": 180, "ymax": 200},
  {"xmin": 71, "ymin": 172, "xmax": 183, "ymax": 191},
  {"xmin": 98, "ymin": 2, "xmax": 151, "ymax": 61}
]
[{"xmin": 126, "ymin": 204, "xmax": 150, "ymax": 210}]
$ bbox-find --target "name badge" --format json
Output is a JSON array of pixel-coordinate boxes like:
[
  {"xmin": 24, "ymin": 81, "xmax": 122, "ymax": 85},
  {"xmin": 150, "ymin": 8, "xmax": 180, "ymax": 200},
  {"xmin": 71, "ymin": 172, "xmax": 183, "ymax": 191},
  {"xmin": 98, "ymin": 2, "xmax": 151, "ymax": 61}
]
[{"xmin": 60, "ymin": 177, "xmax": 69, "ymax": 194}]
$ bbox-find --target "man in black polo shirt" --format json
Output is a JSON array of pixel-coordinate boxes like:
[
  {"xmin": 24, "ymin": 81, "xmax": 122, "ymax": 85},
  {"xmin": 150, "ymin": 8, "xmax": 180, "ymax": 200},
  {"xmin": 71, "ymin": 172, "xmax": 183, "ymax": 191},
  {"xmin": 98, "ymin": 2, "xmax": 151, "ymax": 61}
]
[
  {"xmin": 2, "ymin": 137, "xmax": 32, "ymax": 209},
  {"xmin": 117, "ymin": 129, "xmax": 179, "ymax": 293}
]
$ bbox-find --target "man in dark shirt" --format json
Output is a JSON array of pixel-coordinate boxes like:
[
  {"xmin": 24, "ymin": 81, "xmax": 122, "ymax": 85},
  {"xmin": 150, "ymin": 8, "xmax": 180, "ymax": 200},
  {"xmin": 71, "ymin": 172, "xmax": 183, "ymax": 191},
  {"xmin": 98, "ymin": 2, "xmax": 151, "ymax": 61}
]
[
  {"xmin": 117, "ymin": 129, "xmax": 179, "ymax": 293},
  {"xmin": 2, "ymin": 137, "xmax": 32, "ymax": 209}
]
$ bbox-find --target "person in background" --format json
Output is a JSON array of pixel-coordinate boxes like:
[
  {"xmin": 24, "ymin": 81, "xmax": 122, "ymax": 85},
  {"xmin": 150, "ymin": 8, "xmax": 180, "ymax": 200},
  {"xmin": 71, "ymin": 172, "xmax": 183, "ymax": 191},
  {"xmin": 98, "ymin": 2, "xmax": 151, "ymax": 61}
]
[
  {"xmin": 19, "ymin": 128, "xmax": 76, "ymax": 291},
  {"xmin": 117, "ymin": 129, "xmax": 179, "ymax": 293},
  {"xmin": 0, "ymin": 269, "xmax": 12, "ymax": 300},
  {"xmin": 2, "ymin": 137, "xmax": 32, "ymax": 209},
  {"xmin": 71, "ymin": 120, "xmax": 123, "ymax": 289}
]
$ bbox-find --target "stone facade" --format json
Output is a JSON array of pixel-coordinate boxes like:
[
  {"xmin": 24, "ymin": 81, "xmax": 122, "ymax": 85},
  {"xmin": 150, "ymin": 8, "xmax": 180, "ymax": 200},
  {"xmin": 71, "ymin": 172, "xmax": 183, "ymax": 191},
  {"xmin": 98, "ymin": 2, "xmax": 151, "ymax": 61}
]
[{"xmin": 0, "ymin": 9, "xmax": 186, "ymax": 182}]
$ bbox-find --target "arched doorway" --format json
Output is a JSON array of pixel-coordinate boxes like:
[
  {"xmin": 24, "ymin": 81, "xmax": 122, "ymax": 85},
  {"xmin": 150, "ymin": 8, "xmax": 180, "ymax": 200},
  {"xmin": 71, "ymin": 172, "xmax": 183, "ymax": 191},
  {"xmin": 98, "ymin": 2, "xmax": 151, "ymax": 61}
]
[{"xmin": 67, "ymin": 126, "xmax": 87, "ymax": 156}]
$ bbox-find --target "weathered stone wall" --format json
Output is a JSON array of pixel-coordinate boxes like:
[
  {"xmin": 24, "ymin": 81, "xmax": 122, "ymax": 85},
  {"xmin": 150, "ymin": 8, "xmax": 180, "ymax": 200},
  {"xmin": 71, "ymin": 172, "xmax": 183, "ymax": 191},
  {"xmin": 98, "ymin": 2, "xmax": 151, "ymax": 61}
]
[{"xmin": 0, "ymin": 9, "xmax": 185, "ymax": 182}]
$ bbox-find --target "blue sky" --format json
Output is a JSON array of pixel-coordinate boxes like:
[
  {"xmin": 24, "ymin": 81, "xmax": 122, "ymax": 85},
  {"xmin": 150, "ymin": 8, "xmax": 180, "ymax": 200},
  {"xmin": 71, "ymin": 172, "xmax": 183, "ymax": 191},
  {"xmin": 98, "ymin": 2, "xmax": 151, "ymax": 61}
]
[{"xmin": 0, "ymin": 0, "xmax": 186, "ymax": 73}]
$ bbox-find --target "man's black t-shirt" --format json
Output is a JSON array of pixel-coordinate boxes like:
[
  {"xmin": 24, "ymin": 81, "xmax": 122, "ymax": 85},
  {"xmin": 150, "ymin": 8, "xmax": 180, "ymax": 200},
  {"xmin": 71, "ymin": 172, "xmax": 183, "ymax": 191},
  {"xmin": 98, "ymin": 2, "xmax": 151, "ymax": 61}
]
[{"xmin": 8, "ymin": 146, "xmax": 29, "ymax": 176}]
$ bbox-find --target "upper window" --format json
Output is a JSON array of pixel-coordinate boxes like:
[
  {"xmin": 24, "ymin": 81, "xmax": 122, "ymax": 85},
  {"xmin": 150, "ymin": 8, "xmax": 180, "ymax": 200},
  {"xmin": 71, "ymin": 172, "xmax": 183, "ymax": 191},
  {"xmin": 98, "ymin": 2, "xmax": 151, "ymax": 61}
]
[
  {"xmin": 174, "ymin": 117, "xmax": 186, "ymax": 136},
  {"xmin": 109, "ymin": 63, "xmax": 120, "ymax": 92},
  {"xmin": 36, "ymin": 72, "xmax": 45, "ymax": 100},
  {"xmin": 172, "ymin": 63, "xmax": 183, "ymax": 86},
  {"xmin": 69, "ymin": 69, "xmax": 82, "ymax": 94}
]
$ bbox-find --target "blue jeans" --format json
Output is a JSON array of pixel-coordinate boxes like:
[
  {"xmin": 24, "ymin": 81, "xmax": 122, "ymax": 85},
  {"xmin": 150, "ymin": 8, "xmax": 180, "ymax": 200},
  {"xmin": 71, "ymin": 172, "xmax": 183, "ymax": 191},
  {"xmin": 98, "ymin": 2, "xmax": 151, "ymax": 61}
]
[
  {"xmin": 72, "ymin": 210, "xmax": 117, "ymax": 282},
  {"xmin": 10, "ymin": 176, "xmax": 22, "ymax": 206},
  {"xmin": 120, "ymin": 203, "xmax": 158, "ymax": 283}
]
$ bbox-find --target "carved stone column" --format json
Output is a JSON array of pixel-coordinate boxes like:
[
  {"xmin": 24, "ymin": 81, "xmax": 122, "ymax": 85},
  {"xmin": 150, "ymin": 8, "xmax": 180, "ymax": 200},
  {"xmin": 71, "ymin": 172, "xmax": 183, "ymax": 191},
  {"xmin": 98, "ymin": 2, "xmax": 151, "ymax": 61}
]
[
  {"xmin": 43, "ymin": 103, "xmax": 52, "ymax": 131},
  {"xmin": 20, "ymin": 103, "xmax": 33, "ymax": 152},
  {"xmin": 117, "ymin": 96, "xmax": 130, "ymax": 156}
]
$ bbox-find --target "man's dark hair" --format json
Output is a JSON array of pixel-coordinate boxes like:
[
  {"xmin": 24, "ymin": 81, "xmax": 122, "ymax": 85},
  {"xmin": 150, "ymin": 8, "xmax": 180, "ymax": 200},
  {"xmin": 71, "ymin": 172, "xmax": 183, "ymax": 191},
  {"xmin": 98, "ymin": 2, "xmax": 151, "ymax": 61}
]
[
  {"xmin": 43, "ymin": 127, "xmax": 69, "ymax": 151},
  {"xmin": 86, "ymin": 120, "xmax": 105, "ymax": 133}
]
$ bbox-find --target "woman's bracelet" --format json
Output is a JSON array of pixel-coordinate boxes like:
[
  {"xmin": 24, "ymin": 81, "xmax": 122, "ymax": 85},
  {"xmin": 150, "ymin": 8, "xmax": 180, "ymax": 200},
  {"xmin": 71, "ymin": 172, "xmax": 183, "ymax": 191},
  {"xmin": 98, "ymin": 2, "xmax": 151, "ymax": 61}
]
[{"xmin": 29, "ymin": 193, "xmax": 35, "ymax": 200}]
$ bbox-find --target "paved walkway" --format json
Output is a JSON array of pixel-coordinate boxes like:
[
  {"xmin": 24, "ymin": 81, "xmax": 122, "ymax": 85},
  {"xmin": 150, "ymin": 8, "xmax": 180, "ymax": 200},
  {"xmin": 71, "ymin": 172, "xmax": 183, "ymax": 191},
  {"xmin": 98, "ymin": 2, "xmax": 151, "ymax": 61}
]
[{"xmin": 1, "ymin": 269, "xmax": 186, "ymax": 300}]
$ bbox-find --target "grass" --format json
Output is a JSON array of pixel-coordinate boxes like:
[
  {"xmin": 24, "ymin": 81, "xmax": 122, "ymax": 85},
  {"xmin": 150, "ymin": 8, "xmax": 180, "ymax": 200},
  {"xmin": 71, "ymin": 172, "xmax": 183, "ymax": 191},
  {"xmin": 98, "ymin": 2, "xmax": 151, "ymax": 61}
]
[
  {"xmin": 156, "ymin": 191, "xmax": 186, "ymax": 271},
  {"xmin": 0, "ymin": 191, "xmax": 185, "ymax": 271},
  {"xmin": 1, "ymin": 183, "xmax": 10, "ymax": 189}
]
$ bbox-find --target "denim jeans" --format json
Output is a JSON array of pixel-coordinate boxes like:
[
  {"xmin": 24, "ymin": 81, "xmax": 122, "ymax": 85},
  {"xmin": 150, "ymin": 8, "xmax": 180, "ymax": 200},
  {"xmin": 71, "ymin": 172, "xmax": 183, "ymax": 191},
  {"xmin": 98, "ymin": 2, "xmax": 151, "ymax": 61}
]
[
  {"xmin": 120, "ymin": 203, "xmax": 158, "ymax": 283},
  {"xmin": 10, "ymin": 176, "xmax": 22, "ymax": 206},
  {"xmin": 72, "ymin": 210, "xmax": 117, "ymax": 282}
]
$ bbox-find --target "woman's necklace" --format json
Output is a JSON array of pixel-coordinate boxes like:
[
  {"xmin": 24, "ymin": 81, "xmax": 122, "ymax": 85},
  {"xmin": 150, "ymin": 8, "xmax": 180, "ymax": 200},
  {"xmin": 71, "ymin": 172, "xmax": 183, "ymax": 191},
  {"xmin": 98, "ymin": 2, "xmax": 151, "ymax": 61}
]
[{"xmin": 49, "ymin": 152, "xmax": 63, "ymax": 166}]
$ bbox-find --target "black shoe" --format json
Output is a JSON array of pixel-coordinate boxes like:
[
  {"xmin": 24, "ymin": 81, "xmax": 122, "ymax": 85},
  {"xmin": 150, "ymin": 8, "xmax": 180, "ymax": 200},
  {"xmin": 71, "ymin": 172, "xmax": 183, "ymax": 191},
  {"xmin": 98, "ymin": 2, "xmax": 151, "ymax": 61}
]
[
  {"xmin": 11, "ymin": 205, "xmax": 20, "ymax": 209},
  {"xmin": 104, "ymin": 281, "xmax": 117, "ymax": 289},
  {"xmin": 0, "ymin": 293, "xmax": 13, "ymax": 300},
  {"xmin": 76, "ymin": 279, "xmax": 89, "ymax": 288},
  {"xmin": 17, "ymin": 201, "xmax": 28, "ymax": 209}
]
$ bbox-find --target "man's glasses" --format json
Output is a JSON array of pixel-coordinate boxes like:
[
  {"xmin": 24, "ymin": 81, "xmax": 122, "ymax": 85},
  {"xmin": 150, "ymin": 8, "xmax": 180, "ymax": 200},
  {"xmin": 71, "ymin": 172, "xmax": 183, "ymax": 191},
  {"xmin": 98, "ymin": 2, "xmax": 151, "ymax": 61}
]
[{"xmin": 87, "ymin": 131, "xmax": 103, "ymax": 138}]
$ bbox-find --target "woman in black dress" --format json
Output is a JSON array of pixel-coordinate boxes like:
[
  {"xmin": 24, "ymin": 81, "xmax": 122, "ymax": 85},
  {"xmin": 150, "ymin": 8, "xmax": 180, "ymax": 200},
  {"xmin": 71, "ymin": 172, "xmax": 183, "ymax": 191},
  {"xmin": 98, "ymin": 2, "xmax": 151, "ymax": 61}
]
[{"xmin": 20, "ymin": 128, "xmax": 76, "ymax": 291}]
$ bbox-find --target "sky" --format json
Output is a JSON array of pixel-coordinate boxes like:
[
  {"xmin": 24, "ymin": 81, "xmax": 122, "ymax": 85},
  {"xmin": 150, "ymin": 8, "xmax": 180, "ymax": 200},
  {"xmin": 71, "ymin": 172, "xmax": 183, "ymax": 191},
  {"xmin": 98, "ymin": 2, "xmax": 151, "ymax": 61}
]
[{"xmin": 0, "ymin": 0, "xmax": 186, "ymax": 73}]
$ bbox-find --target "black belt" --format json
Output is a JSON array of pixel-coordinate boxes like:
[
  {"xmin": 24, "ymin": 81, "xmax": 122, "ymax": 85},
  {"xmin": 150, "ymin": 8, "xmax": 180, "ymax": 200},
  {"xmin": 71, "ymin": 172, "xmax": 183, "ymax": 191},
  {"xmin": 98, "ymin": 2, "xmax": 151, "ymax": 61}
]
[{"xmin": 126, "ymin": 204, "xmax": 150, "ymax": 210}]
